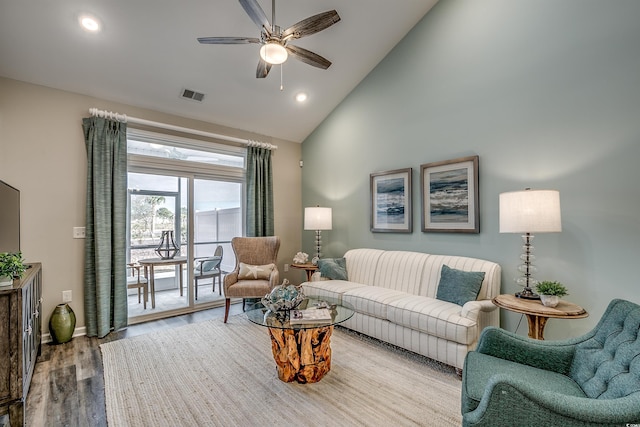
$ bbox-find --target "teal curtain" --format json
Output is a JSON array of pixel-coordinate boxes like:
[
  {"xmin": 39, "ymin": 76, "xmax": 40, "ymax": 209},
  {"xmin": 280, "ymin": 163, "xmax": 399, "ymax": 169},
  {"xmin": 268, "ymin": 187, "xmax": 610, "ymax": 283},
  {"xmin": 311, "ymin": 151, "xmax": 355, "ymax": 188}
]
[
  {"xmin": 82, "ymin": 117, "xmax": 128, "ymax": 337},
  {"xmin": 246, "ymin": 146, "xmax": 274, "ymax": 237}
]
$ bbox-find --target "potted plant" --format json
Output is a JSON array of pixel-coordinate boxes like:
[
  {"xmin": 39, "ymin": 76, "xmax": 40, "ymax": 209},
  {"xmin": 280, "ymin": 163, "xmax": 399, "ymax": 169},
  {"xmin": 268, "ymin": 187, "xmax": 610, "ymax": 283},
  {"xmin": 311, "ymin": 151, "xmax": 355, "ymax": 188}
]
[
  {"xmin": 0, "ymin": 252, "xmax": 28, "ymax": 287},
  {"xmin": 535, "ymin": 280, "xmax": 568, "ymax": 307}
]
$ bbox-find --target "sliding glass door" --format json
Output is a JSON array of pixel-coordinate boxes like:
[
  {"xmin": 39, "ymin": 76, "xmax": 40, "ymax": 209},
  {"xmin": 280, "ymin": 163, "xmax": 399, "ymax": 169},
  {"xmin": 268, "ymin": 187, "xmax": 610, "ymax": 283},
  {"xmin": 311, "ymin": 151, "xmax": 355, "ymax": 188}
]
[
  {"xmin": 126, "ymin": 129, "xmax": 245, "ymax": 322},
  {"xmin": 192, "ymin": 179, "xmax": 242, "ymax": 306},
  {"xmin": 127, "ymin": 173, "xmax": 189, "ymax": 318}
]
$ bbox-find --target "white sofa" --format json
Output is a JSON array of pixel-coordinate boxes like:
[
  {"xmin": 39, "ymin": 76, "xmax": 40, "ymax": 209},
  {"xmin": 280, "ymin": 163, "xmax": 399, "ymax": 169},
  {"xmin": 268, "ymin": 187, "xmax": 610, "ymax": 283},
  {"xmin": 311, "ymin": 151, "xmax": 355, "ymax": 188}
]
[{"xmin": 302, "ymin": 249, "xmax": 501, "ymax": 370}]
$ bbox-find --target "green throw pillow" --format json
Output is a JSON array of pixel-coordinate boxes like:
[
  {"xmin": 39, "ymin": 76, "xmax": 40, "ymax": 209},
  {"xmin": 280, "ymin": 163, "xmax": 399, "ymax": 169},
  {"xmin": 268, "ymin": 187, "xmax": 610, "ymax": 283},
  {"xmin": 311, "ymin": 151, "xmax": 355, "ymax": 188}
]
[
  {"xmin": 317, "ymin": 257, "xmax": 348, "ymax": 280},
  {"xmin": 436, "ymin": 264, "xmax": 485, "ymax": 306}
]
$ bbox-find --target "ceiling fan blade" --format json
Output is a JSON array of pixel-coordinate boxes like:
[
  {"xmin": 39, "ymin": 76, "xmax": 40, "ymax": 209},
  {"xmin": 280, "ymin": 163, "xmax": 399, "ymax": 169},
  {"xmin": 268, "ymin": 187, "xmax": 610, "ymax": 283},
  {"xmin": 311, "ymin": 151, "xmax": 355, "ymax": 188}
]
[
  {"xmin": 197, "ymin": 37, "xmax": 261, "ymax": 45},
  {"xmin": 282, "ymin": 10, "xmax": 340, "ymax": 40},
  {"xmin": 286, "ymin": 45, "xmax": 332, "ymax": 69},
  {"xmin": 256, "ymin": 59, "xmax": 272, "ymax": 78},
  {"xmin": 239, "ymin": 0, "xmax": 271, "ymax": 32}
]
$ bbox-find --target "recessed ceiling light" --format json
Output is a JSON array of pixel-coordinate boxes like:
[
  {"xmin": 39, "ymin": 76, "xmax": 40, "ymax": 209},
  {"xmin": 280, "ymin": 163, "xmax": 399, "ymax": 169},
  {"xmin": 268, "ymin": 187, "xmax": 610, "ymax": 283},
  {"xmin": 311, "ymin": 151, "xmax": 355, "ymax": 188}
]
[
  {"xmin": 79, "ymin": 14, "xmax": 101, "ymax": 32},
  {"xmin": 295, "ymin": 92, "xmax": 308, "ymax": 103}
]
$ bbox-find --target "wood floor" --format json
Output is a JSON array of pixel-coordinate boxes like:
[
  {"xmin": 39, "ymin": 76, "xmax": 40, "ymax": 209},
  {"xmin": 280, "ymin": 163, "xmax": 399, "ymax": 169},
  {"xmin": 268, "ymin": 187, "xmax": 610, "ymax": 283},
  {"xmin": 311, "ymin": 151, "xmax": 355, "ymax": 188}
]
[{"xmin": 23, "ymin": 303, "xmax": 244, "ymax": 427}]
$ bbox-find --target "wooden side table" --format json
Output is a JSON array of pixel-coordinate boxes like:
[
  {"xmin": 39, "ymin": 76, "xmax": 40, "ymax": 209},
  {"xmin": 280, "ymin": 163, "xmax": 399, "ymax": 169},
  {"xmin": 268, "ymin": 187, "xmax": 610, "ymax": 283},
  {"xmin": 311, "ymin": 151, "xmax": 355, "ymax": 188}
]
[
  {"xmin": 291, "ymin": 263, "xmax": 318, "ymax": 282},
  {"xmin": 492, "ymin": 294, "xmax": 588, "ymax": 340}
]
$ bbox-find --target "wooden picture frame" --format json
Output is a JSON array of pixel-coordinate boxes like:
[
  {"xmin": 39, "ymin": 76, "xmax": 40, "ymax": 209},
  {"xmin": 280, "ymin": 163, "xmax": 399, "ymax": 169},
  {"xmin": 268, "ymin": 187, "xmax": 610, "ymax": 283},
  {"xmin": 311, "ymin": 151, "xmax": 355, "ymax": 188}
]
[
  {"xmin": 370, "ymin": 168, "xmax": 412, "ymax": 233},
  {"xmin": 420, "ymin": 155, "xmax": 479, "ymax": 233}
]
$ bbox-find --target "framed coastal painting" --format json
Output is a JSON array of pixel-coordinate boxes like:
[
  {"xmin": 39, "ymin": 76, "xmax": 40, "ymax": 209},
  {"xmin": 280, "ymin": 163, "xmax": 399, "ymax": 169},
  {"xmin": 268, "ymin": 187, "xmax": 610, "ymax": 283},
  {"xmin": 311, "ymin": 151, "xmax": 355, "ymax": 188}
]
[
  {"xmin": 420, "ymin": 155, "xmax": 479, "ymax": 233},
  {"xmin": 370, "ymin": 168, "xmax": 412, "ymax": 233}
]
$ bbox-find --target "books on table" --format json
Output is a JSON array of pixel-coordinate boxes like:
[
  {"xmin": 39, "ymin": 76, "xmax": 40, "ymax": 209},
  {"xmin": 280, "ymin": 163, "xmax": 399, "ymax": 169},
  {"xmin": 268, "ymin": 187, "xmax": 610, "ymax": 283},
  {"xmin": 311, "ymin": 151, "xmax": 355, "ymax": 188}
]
[{"xmin": 290, "ymin": 308, "xmax": 332, "ymax": 324}]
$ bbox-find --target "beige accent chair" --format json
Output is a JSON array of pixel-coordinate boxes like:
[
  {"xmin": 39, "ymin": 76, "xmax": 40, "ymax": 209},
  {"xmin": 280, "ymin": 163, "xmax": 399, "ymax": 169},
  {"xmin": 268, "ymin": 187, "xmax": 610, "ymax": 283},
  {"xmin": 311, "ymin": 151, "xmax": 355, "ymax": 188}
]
[{"xmin": 223, "ymin": 236, "xmax": 280, "ymax": 323}]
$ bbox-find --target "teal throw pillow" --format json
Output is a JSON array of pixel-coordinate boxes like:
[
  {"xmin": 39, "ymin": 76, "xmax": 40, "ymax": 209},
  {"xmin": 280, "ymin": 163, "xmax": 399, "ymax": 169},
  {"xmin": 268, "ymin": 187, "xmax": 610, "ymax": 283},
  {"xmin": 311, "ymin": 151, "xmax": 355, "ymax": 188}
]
[
  {"xmin": 317, "ymin": 257, "xmax": 348, "ymax": 280},
  {"xmin": 436, "ymin": 264, "xmax": 485, "ymax": 306},
  {"xmin": 200, "ymin": 258, "xmax": 220, "ymax": 272}
]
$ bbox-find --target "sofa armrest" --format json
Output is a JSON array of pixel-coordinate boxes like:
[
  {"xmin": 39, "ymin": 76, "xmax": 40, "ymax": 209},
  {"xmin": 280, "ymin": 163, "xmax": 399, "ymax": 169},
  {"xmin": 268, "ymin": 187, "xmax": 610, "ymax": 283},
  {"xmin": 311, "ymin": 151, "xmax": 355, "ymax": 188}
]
[
  {"xmin": 461, "ymin": 300, "xmax": 497, "ymax": 320},
  {"xmin": 475, "ymin": 327, "xmax": 576, "ymax": 374},
  {"xmin": 310, "ymin": 271, "xmax": 329, "ymax": 282},
  {"xmin": 464, "ymin": 374, "xmax": 640, "ymax": 427}
]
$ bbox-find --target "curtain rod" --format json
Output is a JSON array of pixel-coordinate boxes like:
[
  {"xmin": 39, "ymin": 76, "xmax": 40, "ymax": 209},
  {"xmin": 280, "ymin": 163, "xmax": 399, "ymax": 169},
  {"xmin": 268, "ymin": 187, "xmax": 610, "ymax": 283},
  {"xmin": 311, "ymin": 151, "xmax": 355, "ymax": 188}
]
[{"xmin": 88, "ymin": 108, "xmax": 277, "ymax": 150}]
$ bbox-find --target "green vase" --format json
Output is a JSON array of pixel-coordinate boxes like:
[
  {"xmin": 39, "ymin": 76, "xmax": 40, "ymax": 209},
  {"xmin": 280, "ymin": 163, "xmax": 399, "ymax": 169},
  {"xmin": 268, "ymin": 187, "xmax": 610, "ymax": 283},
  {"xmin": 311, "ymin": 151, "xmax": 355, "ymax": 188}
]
[{"xmin": 49, "ymin": 303, "xmax": 76, "ymax": 344}]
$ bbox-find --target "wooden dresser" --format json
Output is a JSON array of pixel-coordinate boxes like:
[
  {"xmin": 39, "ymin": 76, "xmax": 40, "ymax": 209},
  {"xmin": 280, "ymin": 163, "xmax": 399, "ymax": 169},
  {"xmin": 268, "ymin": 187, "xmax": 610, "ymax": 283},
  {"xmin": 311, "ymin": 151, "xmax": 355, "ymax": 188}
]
[{"xmin": 0, "ymin": 263, "xmax": 42, "ymax": 426}]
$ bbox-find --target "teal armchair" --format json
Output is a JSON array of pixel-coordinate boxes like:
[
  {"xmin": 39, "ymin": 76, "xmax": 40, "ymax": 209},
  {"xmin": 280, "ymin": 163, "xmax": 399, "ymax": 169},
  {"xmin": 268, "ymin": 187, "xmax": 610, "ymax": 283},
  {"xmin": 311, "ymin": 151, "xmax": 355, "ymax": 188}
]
[{"xmin": 461, "ymin": 299, "xmax": 640, "ymax": 427}]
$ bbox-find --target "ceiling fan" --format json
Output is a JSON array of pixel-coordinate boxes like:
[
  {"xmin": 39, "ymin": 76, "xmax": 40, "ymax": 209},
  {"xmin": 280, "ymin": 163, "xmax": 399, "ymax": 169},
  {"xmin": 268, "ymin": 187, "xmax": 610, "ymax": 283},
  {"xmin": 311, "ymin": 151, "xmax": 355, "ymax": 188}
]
[{"xmin": 197, "ymin": 0, "xmax": 340, "ymax": 78}]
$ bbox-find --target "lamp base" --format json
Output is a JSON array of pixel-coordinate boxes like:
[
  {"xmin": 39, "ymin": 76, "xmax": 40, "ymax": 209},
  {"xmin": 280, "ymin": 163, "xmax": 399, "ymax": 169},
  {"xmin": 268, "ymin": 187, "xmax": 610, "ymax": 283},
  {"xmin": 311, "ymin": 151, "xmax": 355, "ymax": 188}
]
[
  {"xmin": 515, "ymin": 288, "xmax": 540, "ymax": 300},
  {"xmin": 314, "ymin": 230, "xmax": 322, "ymax": 261}
]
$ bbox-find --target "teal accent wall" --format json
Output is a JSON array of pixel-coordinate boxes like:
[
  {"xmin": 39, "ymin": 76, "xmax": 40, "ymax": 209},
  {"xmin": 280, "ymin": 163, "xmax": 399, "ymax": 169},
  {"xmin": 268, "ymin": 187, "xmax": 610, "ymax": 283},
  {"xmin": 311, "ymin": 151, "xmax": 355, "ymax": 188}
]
[{"xmin": 301, "ymin": 0, "xmax": 640, "ymax": 339}]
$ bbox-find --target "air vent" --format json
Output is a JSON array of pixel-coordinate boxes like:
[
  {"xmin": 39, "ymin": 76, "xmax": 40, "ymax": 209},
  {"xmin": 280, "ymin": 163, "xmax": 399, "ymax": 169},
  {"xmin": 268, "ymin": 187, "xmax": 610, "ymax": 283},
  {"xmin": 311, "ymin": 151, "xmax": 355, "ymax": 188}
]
[{"xmin": 180, "ymin": 88, "xmax": 205, "ymax": 102}]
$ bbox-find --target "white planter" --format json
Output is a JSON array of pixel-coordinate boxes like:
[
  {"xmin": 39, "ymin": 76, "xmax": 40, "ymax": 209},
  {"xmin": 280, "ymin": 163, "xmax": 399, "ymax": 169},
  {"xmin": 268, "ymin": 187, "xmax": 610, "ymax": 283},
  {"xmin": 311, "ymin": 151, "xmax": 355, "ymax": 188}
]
[
  {"xmin": 540, "ymin": 294, "xmax": 560, "ymax": 307},
  {"xmin": 0, "ymin": 275, "xmax": 13, "ymax": 287}
]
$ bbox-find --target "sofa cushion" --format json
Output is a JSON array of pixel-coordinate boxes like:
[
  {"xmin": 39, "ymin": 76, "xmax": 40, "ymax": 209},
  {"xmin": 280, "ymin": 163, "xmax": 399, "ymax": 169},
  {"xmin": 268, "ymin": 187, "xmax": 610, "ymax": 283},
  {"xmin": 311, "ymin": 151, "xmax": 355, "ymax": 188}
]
[
  {"xmin": 317, "ymin": 257, "xmax": 348, "ymax": 280},
  {"xmin": 463, "ymin": 351, "xmax": 587, "ymax": 412},
  {"xmin": 371, "ymin": 251, "xmax": 430, "ymax": 294},
  {"xmin": 342, "ymin": 286, "xmax": 408, "ymax": 320},
  {"xmin": 436, "ymin": 265, "xmax": 485, "ymax": 306},
  {"xmin": 388, "ymin": 295, "xmax": 478, "ymax": 345},
  {"xmin": 343, "ymin": 248, "xmax": 385, "ymax": 284},
  {"xmin": 302, "ymin": 280, "xmax": 368, "ymax": 303}
]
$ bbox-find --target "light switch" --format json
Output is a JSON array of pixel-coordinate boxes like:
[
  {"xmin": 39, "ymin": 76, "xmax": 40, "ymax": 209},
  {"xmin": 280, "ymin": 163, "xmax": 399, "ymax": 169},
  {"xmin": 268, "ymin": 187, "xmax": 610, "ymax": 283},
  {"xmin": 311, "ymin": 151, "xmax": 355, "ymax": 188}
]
[{"xmin": 73, "ymin": 227, "xmax": 86, "ymax": 239}]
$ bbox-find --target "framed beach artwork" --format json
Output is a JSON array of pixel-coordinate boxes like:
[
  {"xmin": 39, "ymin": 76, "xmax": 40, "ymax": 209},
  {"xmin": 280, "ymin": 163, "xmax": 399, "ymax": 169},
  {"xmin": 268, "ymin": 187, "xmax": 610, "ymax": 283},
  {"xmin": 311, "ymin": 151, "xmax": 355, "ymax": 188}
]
[
  {"xmin": 370, "ymin": 168, "xmax": 412, "ymax": 233},
  {"xmin": 420, "ymin": 155, "xmax": 479, "ymax": 233}
]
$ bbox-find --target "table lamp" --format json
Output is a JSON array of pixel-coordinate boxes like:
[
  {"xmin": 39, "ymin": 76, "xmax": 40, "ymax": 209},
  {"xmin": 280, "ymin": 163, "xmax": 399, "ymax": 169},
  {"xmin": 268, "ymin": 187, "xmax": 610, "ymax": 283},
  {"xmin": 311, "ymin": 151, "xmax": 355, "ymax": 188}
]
[
  {"xmin": 304, "ymin": 206, "xmax": 332, "ymax": 262},
  {"xmin": 499, "ymin": 189, "xmax": 562, "ymax": 299}
]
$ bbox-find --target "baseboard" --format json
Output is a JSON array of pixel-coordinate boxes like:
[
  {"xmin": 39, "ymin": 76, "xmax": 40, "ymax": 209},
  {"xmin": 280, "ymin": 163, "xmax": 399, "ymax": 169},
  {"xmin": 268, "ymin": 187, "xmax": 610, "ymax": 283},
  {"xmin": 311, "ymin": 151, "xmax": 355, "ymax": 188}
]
[{"xmin": 41, "ymin": 326, "xmax": 87, "ymax": 344}]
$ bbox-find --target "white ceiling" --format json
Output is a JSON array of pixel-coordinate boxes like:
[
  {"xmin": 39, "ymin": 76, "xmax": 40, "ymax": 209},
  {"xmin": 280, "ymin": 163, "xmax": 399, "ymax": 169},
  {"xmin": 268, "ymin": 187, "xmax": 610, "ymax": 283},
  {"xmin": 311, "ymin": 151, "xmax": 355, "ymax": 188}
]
[{"xmin": 0, "ymin": 0, "xmax": 438, "ymax": 142}]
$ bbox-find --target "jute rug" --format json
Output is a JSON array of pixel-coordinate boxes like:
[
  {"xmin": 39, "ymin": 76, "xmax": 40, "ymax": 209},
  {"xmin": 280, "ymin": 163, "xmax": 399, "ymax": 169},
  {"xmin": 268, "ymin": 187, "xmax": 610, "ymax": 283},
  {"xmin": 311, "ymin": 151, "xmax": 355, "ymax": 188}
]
[{"xmin": 101, "ymin": 315, "xmax": 462, "ymax": 426}]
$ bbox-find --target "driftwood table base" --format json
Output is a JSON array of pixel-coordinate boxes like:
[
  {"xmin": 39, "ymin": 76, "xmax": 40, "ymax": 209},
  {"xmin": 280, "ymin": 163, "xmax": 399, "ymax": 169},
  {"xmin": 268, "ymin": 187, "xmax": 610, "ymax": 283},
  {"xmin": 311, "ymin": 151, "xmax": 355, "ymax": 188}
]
[{"xmin": 267, "ymin": 326, "xmax": 333, "ymax": 383}]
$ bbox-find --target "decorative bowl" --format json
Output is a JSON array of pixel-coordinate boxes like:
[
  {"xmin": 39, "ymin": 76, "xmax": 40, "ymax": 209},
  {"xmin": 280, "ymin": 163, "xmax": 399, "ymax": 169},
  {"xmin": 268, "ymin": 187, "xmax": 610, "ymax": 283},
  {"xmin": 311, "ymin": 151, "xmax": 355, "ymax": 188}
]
[{"xmin": 261, "ymin": 279, "xmax": 305, "ymax": 312}]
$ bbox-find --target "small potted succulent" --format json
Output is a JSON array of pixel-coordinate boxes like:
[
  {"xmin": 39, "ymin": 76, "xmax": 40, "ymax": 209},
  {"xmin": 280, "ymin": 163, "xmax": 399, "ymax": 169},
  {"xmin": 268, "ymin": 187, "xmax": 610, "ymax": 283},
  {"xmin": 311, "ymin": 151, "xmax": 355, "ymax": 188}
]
[
  {"xmin": 0, "ymin": 252, "xmax": 28, "ymax": 287},
  {"xmin": 535, "ymin": 280, "xmax": 568, "ymax": 307}
]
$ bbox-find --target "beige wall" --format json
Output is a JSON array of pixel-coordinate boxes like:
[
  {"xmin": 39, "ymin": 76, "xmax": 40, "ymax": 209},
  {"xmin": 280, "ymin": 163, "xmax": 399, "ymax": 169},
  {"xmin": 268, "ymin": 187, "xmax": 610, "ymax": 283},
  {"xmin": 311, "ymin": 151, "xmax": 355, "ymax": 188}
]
[{"xmin": 0, "ymin": 76, "xmax": 303, "ymax": 335}]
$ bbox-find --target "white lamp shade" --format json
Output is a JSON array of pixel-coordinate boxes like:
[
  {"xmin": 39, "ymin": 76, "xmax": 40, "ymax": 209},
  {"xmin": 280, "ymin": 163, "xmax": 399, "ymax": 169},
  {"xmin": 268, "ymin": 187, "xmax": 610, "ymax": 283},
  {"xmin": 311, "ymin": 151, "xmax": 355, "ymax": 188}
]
[
  {"xmin": 259, "ymin": 43, "xmax": 288, "ymax": 65},
  {"xmin": 499, "ymin": 190, "xmax": 562, "ymax": 233},
  {"xmin": 304, "ymin": 207, "xmax": 332, "ymax": 230}
]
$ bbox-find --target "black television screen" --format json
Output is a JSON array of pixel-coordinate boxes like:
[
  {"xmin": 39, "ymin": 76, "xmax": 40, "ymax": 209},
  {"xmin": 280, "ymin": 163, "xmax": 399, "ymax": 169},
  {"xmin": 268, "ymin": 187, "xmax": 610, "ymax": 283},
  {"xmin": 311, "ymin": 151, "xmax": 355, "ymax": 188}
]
[{"xmin": 0, "ymin": 180, "xmax": 20, "ymax": 253}]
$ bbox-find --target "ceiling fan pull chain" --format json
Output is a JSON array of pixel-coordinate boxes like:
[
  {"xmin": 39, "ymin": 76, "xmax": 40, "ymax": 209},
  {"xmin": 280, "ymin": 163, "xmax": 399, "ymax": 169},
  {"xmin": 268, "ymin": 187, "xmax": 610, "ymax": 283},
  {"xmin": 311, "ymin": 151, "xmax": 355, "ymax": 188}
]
[{"xmin": 280, "ymin": 64, "xmax": 284, "ymax": 91}]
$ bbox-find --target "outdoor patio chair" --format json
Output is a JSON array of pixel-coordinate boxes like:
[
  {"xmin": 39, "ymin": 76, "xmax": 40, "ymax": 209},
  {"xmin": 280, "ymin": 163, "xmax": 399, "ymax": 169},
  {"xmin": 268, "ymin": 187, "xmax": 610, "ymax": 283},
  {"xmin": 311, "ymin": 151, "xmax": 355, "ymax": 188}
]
[
  {"xmin": 194, "ymin": 245, "xmax": 223, "ymax": 300},
  {"xmin": 126, "ymin": 263, "xmax": 148, "ymax": 309}
]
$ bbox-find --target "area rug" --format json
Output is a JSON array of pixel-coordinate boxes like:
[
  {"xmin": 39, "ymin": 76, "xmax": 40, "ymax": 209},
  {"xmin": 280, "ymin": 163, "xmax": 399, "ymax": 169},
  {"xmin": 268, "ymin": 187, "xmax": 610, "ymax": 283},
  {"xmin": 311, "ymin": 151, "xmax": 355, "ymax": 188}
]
[{"xmin": 100, "ymin": 315, "xmax": 462, "ymax": 426}]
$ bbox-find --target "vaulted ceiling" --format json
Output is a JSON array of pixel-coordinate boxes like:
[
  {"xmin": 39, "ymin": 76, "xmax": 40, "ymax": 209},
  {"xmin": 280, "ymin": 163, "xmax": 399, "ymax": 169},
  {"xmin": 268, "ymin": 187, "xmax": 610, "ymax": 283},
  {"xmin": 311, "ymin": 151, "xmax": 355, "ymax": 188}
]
[{"xmin": 0, "ymin": 0, "xmax": 438, "ymax": 142}]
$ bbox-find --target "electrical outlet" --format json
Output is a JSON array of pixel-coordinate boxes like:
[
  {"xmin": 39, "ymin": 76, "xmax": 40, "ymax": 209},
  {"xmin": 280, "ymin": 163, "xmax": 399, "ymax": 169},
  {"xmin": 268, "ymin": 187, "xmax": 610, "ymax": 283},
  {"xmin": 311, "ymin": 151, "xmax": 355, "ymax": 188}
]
[
  {"xmin": 73, "ymin": 227, "xmax": 86, "ymax": 239},
  {"xmin": 284, "ymin": 263, "xmax": 289, "ymax": 272},
  {"xmin": 62, "ymin": 290, "xmax": 72, "ymax": 302}
]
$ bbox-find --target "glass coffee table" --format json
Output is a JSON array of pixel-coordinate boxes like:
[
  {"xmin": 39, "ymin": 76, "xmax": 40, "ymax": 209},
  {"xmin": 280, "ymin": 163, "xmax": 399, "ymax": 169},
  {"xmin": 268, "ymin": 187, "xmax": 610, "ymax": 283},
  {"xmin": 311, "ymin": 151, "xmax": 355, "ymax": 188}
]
[{"xmin": 246, "ymin": 297, "xmax": 354, "ymax": 383}]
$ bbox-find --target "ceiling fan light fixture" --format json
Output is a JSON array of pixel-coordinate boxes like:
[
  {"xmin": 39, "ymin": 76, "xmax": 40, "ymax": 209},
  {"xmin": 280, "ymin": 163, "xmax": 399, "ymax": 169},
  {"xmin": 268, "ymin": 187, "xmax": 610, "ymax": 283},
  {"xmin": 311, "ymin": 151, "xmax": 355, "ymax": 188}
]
[
  {"xmin": 260, "ymin": 42, "xmax": 288, "ymax": 65},
  {"xmin": 79, "ymin": 14, "xmax": 101, "ymax": 32}
]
